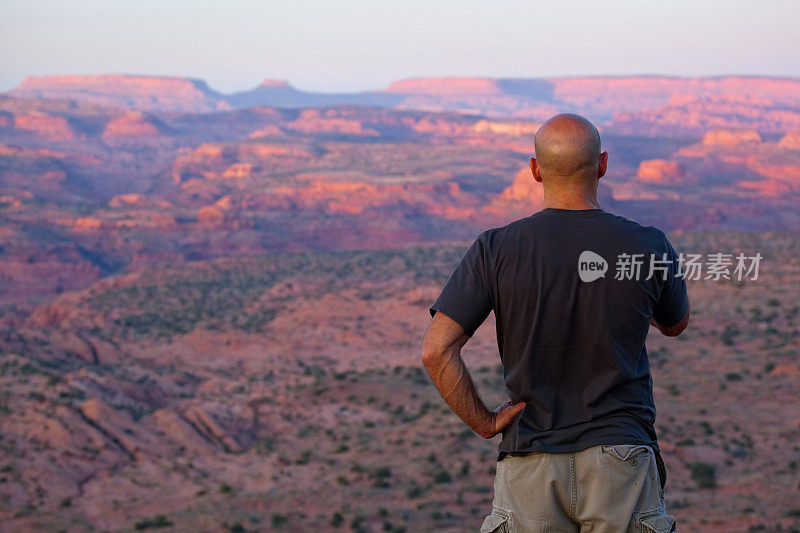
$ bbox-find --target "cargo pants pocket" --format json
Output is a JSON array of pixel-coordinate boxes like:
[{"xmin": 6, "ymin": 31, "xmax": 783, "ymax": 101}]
[
  {"xmin": 480, "ymin": 507, "xmax": 511, "ymax": 532},
  {"xmin": 600, "ymin": 443, "xmax": 653, "ymax": 463},
  {"xmin": 637, "ymin": 512, "xmax": 677, "ymax": 532}
]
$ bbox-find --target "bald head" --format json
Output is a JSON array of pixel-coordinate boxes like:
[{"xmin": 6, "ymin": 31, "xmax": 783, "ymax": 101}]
[{"xmin": 533, "ymin": 114, "xmax": 603, "ymax": 181}]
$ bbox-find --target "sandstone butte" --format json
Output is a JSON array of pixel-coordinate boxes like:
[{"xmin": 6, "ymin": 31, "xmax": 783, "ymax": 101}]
[
  {"xmin": 636, "ymin": 159, "xmax": 687, "ymax": 184},
  {"xmin": 778, "ymin": 131, "xmax": 800, "ymax": 150},
  {"xmin": 248, "ymin": 124, "xmax": 283, "ymax": 139},
  {"xmin": 108, "ymin": 193, "xmax": 148, "ymax": 207},
  {"xmin": 101, "ymin": 112, "xmax": 162, "ymax": 139},
  {"xmin": 702, "ymin": 129, "xmax": 762, "ymax": 146},
  {"xmin": 472, "ymin": 119, "xmax": 541, "ymax": 136},
  {"xmin": 484, "ymin": 167, "xmax": 545, "ymax": 217},
  {"xmin": 10, "ymin": 75, "xmax": 230, "ymax": 113}
]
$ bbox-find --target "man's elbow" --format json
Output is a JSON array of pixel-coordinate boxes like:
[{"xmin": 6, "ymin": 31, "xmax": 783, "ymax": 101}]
[
  {"xmin": 659, "ymin": 323, "xmax": 687, "ymax": 337},
  {"xmin": 421, "ymin": 346, "xmax": 444, "ymax": 369}
]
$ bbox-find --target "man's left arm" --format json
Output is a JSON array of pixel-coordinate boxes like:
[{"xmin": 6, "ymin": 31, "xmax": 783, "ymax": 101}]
[{"xmin": 421, "ymin": 311, "xmax": 525, "ymax": 439}]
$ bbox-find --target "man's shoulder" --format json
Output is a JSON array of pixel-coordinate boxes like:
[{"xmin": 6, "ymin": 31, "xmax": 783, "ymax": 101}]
[
  {"xmin": 478, "ymin": 209, "xmax": 671, "ymax": 253},
  {"xmin": 601, "ymin": 211, "xmax": 668, "ymax": 239},
  {"xmin": 479, "ymin": 213, "xmax": 538, "ymax": 239},
  {"xmin": 480, "ymin": 209, "xmax": 665, "ymax": 236}
]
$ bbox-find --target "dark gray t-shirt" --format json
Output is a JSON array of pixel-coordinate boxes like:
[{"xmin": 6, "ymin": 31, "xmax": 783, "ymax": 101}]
[{"xmin": 429, "ymin": 208, "xmax": 688, "ymax": 459}]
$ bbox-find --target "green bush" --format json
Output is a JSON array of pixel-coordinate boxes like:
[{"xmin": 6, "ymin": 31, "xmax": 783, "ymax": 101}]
[
  {"xmin": 689, "ymin": 462, "xmax": 717, "ymax": 489},
  {"xmin": 134, "ymin": 515, "xmax": 173, "ymax": 530}
]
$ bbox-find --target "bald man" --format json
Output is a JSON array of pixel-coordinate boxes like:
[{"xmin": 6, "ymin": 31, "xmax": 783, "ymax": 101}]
[{"xmin": 422, "ymin": 114, "xmax": 688, "ymax": 532}]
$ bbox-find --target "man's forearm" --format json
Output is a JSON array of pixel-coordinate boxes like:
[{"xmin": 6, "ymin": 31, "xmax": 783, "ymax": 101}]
[{"xmin": 422, "ymin": 345, "xmax": 494, "ymax": 438}]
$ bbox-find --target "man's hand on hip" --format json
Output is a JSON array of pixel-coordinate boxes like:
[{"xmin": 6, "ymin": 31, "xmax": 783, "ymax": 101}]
[
  {"xmin": 422, "ymin": 311, "xmax": 525, "ymax": 440},
  {"xmin": 478, "ymin": 399, "xmax": 526, "ymax": 439}
]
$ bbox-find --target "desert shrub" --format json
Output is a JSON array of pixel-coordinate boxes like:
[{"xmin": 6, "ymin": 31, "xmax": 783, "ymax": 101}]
[
  {"xmin": 406, "ymin": 482, "xmax": 423, "ymax": 498},
  {"xmin": 689, "ymin": 462, "xmax": 717, "ymax": 489},
  {"xmin": 295, "ymin": 449, "xmax": 312, "ymax": 464},
  {"xmin": 133, "ymin": 515, "xmax": 173, "ymax": 530},
  {"xmin": 433, "ymin": 468, "xmax": 452, "ymax": 483},
  {"xmin": 371, "ymin": 466, "xmax": 392, "ymax": 488}
]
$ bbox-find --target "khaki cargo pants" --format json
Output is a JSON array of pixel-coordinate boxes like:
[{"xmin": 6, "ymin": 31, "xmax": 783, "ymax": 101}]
[{"xmin": 480, "ymin": 444, "xmax": 677, "ymax": 532}]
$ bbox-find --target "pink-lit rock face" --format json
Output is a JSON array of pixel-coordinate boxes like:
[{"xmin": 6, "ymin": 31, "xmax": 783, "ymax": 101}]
[
  {"xmin": 248, "ymin": 124, "xmax": 283, "ymax": 138},
  {"xmin": 170, "ymin": 142, "xmax": 311, "ymax": 184},
  {"xmin": 779, "ymin": 131, "xmax": 800, "ymax": 151},
  {"xmin": 14, "ymin": 113, "xmax": 75, "ymax": 141},
  {"xmin": 702, "ymin": 129, "xmax": 762, "ymax": 146},
  {"xmin": 102, "ymin": 112, "xmax": 161, "ymax": 139},
  {"xmin": 483, "ymin": 167, "xmax": 544, "ymax": 218},
  {"xmin": 109, "ymin": 193, "xmax": 147, "ymax": 207},
  {"xmin": 286, "ymin": 109, "xmax": 379, "ymax": 136},
  {"xmin": 637, "ymin": 159, "xmax": 686, "ymax": 184}
]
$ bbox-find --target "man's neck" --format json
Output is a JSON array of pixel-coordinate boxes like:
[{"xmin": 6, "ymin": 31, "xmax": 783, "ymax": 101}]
[{"xmin": 542, "ymin": 190, "xmax": 601, "ymax": 210}]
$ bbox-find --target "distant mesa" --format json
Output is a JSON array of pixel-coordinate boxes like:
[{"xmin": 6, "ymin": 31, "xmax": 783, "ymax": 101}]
[
  {"xmin": 10, "ymin": 75, "xmax": 229, "ymax": 113},
  {"xmin": 385, "ymin": 77, "xmax": 503, "ymax": 96},
  {"xmin": 778, "ymin": 131, "xmax": 800, "ymax": 150},
  {"xmin": 7, "ymin": 74, "xmax": 800, "ymax": 121},
  {"xmin": 702, "ymin": 129, "xmax": 762, "ymax": 146},
  {"xmin": 637, "ymin": 159, "xmax": 686, "ymax": 184},
  {"xmin": 258, "ymin": 79, "xmax": 291, "ymax": 88}
]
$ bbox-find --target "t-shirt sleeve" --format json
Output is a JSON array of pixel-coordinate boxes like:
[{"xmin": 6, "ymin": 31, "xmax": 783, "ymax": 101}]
[
  {"xmin": 429, "ymin": 234, "xmax": 494, "ymax": 336},
  {"xmin": 652, "ymin": 234, "xmax": 689, "ymax": 327}
]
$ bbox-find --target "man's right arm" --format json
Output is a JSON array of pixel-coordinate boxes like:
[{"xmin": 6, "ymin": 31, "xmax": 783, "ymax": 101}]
[
  {"xmin": 651, "ymin": 301, "xmax": 690, "ymax": 337},
  {"xmin": 651, "ymin": 233, "xmax": 690, "ymax": 337}
]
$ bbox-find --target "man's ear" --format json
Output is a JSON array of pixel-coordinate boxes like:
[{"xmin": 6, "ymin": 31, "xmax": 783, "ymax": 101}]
[
  {"xmin": 598, "ymin": 151, "xmax": 608, "ymax": 179},
  {"xmin": 530, "ymin": 157, "xmax": 542, "ymax": 183}
]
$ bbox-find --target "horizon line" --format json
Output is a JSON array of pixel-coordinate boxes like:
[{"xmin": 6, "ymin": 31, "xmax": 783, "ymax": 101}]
[{"xmin": 5, "ymin": 72, "xmax": 800, "ymax": 97}]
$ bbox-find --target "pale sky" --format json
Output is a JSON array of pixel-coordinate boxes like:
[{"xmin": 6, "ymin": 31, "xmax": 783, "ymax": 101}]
[{"xmin": 1, "ymin": 0, "xmax": 798, "ymax": 94}]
